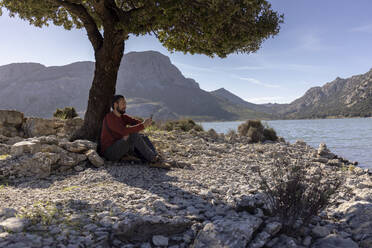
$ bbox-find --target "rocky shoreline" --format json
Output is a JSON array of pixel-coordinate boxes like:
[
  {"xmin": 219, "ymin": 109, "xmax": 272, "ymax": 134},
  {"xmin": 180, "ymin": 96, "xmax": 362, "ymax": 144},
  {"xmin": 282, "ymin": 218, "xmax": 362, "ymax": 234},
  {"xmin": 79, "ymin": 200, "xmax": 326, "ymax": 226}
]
[{"xmin": 0, "ymin": 110, "xmax": 371, "ymax": 248}]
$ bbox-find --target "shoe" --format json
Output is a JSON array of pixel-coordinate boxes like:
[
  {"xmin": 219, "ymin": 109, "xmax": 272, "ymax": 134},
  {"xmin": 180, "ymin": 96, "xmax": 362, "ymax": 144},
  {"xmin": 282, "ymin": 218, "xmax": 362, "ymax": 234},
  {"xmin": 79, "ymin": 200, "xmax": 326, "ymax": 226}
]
[
  {"xmin": 121, "ymin": 155, "xmax": 142, "ymax": 163},
  {"xmin": 149, "ymin": 155, "xmax": 171, "ymax": 169}
]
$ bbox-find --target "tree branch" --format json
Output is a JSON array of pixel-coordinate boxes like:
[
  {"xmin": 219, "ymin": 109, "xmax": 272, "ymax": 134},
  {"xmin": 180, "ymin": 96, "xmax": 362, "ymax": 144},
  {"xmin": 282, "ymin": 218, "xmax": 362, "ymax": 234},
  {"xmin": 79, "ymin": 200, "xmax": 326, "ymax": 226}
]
[{"xmin": 54, "ymin": 0, "xmax": 103, "ymax": 51}]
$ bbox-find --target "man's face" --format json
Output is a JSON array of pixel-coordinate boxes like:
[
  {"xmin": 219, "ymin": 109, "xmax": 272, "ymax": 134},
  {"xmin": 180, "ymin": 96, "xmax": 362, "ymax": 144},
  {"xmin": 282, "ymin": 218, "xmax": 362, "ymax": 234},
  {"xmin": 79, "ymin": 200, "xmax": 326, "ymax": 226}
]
[{"xmin": 115, "ymin": 98, "xmax": 126, "ymax": 114}]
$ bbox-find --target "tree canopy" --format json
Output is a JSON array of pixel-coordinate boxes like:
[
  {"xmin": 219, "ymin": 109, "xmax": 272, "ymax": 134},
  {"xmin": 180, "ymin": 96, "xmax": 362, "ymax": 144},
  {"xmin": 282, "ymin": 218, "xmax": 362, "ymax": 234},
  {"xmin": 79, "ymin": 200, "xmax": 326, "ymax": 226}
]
[
  {"xmin": 0, "ymin": 0, "xmax": 283, "ymax": 141},
  {"xmin": 0, "ymin": 0, "xmax": 283, "ymax": 57}
]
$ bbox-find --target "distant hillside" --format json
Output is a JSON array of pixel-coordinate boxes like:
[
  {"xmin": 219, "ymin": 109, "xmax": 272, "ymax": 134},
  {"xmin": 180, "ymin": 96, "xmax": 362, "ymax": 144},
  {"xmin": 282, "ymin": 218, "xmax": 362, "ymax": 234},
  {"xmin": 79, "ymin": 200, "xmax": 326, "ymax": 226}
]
[
  {"xmin": 0, "ymin": 51, "xmax": 269, "ymax": 121},
  {"xmin": 210, "ymin": 88, "xmax": 278, "ymax": 118},
  {"xmin": 277, "ymin": 70, "xmax": 372, "ymax": 119}
]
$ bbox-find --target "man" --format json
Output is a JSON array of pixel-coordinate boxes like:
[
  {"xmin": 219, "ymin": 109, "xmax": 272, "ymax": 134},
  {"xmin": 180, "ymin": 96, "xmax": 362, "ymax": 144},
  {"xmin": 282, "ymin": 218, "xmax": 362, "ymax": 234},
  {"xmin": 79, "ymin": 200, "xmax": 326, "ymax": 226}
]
[{"xmin": 100, "ymin": 95, "xmax": 166, "ymax": 167}]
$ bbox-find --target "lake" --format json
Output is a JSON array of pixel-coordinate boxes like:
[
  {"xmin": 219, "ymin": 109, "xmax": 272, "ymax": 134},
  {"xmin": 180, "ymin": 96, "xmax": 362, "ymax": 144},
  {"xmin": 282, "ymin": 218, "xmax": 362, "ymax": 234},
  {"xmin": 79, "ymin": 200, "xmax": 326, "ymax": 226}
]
[{"xmin": 200, "ymin": 118, "xmax": 372, "ymax": 170}]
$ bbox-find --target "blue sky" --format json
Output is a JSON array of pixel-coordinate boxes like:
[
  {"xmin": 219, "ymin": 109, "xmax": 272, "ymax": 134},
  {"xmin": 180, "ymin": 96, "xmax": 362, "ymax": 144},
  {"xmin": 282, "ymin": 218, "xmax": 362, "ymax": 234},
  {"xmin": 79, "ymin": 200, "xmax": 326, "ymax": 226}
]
[{"xmin": 1, "ymin": 0, "xmax": 372, "ymax": 104}]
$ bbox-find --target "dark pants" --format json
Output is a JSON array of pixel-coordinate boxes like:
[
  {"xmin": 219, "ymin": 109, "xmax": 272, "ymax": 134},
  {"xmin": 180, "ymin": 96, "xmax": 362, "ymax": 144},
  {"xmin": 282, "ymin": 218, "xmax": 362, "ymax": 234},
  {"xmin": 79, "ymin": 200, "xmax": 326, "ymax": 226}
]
[{"xmin": 104, "ymin": 133, "xmax": 157, "ymax": 162}]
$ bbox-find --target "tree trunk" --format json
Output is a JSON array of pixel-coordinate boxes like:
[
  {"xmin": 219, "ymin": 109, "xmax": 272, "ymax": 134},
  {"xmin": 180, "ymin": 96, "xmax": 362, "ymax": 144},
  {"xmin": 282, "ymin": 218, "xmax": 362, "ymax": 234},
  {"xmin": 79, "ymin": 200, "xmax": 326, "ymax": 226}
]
[{"xmin": 70, "ymin": 33, "xmax": 125, "ymax": 141}]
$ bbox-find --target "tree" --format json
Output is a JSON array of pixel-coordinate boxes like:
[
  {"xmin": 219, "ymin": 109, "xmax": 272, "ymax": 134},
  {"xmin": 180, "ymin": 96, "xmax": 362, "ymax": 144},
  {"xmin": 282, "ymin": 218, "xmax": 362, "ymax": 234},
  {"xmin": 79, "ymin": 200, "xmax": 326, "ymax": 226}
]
[{"xmin": 0, "ymin": 0, "xmax": 283, "ymax": 141}]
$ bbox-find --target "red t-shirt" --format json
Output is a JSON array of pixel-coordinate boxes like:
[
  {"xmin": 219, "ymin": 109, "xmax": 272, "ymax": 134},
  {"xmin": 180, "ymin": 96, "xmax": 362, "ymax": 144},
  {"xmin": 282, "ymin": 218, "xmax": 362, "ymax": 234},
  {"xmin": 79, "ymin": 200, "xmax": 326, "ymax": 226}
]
[{"xmin": 100, "ymin": 112, "xmax": 144, "ymax": 154}]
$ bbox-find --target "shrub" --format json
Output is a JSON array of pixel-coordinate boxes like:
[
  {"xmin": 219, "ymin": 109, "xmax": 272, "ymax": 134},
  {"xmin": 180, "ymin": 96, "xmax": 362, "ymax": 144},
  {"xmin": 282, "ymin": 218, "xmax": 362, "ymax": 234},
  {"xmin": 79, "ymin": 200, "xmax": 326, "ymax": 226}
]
[
  {"xmin": 238, "ymin": 120, "xmax": 264, "ymax": 136},
  {"xmin": 263, "ymin": 128, "xmax": 278, "ymax": 141},
  {"xmin": 53, "ymin": 107, "xmax": 78, "ymax": 120},
  {"xmin": 207, "ymin": 128, "xmax": 219, "ymax": 139},
  {"xmin": 250, "ymin": 157, "xmax": 343, "ymax": 233},
  {"xmin": 238, "ymin": 120, "xmax": 278, "ymax": 143},
  {"xmin": 247, "ymin": 127, "xmax": 262, "ymax": 143},
  {"xmin": 160, "ymin": 119, "xmax": 204, "ymax": 132}
]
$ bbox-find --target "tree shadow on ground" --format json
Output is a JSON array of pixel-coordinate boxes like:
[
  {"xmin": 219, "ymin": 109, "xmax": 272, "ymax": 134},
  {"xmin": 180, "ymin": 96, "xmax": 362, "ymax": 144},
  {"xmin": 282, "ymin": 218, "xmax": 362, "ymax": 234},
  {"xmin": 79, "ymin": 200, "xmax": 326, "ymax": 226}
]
[{"xmin": 1, "ymin": 161, "xmax": 238, "ymax": 247}]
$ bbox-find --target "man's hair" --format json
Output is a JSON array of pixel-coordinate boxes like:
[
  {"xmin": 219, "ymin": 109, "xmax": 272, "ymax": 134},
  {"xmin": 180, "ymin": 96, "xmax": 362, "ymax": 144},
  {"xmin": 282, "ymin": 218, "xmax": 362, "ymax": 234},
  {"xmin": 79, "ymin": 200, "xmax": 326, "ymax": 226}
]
[{"xmin": 111, "ymin": 95, "xmax": 125, "ymax": 110}]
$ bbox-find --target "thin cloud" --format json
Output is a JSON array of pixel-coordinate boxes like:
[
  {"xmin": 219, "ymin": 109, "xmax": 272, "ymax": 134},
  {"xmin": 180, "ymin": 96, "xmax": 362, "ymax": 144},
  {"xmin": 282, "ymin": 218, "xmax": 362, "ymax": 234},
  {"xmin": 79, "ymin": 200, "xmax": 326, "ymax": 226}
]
[
  {"xmin": 350, "ymin": 24, "xmax": 372, "ymax": 33},
  {"xmin": 172, "ymin": 62, "xmax": 217, "ymax": 73},
  {"xmin": 235, "ymin": 76, "xmax": 280, "ymax": 88}
]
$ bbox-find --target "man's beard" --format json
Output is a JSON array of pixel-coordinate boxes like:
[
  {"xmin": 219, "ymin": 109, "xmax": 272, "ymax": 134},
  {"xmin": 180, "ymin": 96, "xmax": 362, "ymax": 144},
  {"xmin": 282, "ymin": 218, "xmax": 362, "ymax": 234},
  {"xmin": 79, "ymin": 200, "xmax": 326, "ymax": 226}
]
[{"xmin": 116, "ymin": 107, "xmax": 126, "ymax": 115}]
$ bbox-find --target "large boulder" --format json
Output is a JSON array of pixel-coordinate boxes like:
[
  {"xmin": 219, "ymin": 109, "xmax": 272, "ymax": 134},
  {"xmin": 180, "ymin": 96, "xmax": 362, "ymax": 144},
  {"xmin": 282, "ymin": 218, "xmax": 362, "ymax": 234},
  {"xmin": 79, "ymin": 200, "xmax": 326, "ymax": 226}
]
[
  {"xmin": 114, "ymin": 215, "xmax": 192, "ymax": 242},
  {"xmin": 62, "ymin": 117, "xmax": 84, "ymax": 135},
  {"xmin": 192, "ymin": 214, "xmax": 262, "ymax": 248},
  {"xmin": 86, "ymin": 149, "xmax": 104, "ymax": 167},
  {"xmin": 10, "ymin": 140, "xmax": 42, "ymax": 156},
  {"xmin": 58, "ymin": 140, "xmax": 97, "ymax": 153},
  {"xmin": 22, "ymin": 118, "xmax": 64, "ymax": 137},
  {"xmin": 0, "ymin": 110, "xmax": 24, "ymax": 137},
  {"xmin": 0, "ymin": 152, "xmax": 60, "ymax": 178}
]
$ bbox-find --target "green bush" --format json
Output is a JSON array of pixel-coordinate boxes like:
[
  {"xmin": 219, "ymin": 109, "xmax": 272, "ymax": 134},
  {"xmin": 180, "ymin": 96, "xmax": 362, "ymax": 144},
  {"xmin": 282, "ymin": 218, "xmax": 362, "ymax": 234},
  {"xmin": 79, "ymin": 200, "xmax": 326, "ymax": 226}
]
[
  {"xmin": 238, "ymin": 120, "xmax": 278, "ymax": 143},
  {"xmin": 238, "ymin": 120, "xmax": 264, "ymax": 136},
  {"xmin": 247, "ymin": 127, "xmax": 262, "ymax": 143},
  {"xmin": 263, "ymin": 128, "xmax": 278, "ymax": 141},
  {"xmin": 160, "ymin": 119, "xmax": 204, "ymax": 132},
  {"xmin": 53, "ymin": 107, "xmax": 78, "ymax": 120},
  {"xmin": 250, "ymin": 158, "xmax": 343, "ymax": 233}
]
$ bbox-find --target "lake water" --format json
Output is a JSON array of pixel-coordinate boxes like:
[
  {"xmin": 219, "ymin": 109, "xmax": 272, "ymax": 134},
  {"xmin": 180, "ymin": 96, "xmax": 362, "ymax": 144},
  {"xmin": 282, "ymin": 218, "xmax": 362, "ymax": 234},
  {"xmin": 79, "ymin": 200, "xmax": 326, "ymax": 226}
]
[{"xmin": 200, "ymin": 118, "xmax": 372, "ymax": 170}]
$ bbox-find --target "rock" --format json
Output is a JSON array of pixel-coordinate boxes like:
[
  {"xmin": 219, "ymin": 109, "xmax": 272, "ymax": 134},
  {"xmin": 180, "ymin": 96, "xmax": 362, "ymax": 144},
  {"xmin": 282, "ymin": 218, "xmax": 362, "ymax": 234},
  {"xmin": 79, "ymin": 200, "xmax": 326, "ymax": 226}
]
[
  {"xmin": 10, "ymin": 140, "xmax": 41, "ymax": 156},
  {"xmin": 59, "ymin": 140, "xmax": 97, "ymax": 153},
  {"xmin": 312, "ymin": 225, "xmax": 330, "ymax": 238},
  {"xmin": 114, "ymin": 215, "xmax": 192, "ymax": 242},
  {"xmin": 0, "ymin": 208, "xmax": 17, "ymax": 220},
  {"xmin": 317, "ymin": 143, "xmax": 336, "ymax": 159},
  {"xmin": 38, "ymin": 135, "xmax": 59, "ymax": 145},
  {"xmin": 0, "ymin": 110, "xmax": 24, "ymax": 137},
  {"xmin": 311, "ymin": 234, "xmax": 358, "ymax": 248},
  {"xmin": 1, "ymin": 152, "xmax": 60, "ymax": 178},
  {"xmin": 303, "ymin": 236, "xmax": 312, "ymax": 246},
  {"xmin": 271, "ymin": 235, "xmax": 298, "ymax": 248},
  {"xmin": 58, "ymin": 152, "xmax": 87, "ymax": 167},
  {"xmin": 23, "ymin": 117, "xmax": 63, "ymax": 137},
  {"xmin": 0, "ymin": 217, "xmax": 26, "ymax": 232},
  {"xmin": 0, "ymin": 143, "xmax": 10, "ymax": 155},
  {"xmin": 63, "ymin": 117, "xmax": 84, "ymax": 135},
  {"xmin": 248, "ymin": 231, "xmax": 271, "ymax": 248},
  {"xmin": 74, "ymin": 165, "xmax": 85, "ymax": 172},
  {"xmin": 85, "ymin": 149, "xmax": 104, "ymax": 167},
  {"xmin": 40, "ymin": 144, "xmax": 65, "ymax": 153},
  {"xmin": 264, "ymin": 222, "xmax": 282, "ymax": 235},
  {"xmin": 192, "ymin": 215, "xmax": 262, "ymax": 248},
  {"xmin": 327, "ymin": 159, "xmax": 341, "ymax": 167},
  {"xmin": 233, "ymin": 195, "xmax": 257, "ymax": 213},
  {"xmin": 334, "ymin": 200, "xmax": 372, "ymax": 243},
  {"xmin": 294, "ymin": 140, "xmax": 307, "ymax": 147},
  {"xmin": 152, "ymin": 235, "xmax": 169, "ymax": 246},
  {"xmin": 0, "ymin": 110, "xmax": 24, "ymax": 126},
  {"xmin": 30, "ymin": 152, "xmax": 60, "ymax": 178}
]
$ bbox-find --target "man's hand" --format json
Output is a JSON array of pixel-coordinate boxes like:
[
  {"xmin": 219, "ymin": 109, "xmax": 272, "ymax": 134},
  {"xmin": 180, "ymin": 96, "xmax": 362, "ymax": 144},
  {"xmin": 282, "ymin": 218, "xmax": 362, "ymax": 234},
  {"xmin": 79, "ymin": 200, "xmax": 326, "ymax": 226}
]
[{"xmin": 143, "ymin": 118, "xmax": 152, "ymax": 128}]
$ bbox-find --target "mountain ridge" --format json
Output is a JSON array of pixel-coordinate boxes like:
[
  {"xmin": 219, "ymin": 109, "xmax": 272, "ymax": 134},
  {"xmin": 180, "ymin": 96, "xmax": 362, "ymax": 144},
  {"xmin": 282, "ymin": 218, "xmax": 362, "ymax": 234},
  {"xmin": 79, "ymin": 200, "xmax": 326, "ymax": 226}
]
[
  {"xmin": 1, "ymin": 50, "xmax": 371, "ymax": 120},
  {"xmin": 0, "ymin": 51, "xmax": 269, "ymax": 121}
]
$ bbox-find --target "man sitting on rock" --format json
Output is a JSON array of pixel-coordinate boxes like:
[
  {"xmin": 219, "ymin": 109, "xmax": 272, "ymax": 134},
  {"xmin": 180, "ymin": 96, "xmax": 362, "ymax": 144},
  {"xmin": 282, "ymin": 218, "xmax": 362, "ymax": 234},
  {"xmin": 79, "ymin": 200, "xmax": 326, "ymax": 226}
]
[{"xmin": 100, "ymin": 95, "xmax": 168, "ymax": 168}]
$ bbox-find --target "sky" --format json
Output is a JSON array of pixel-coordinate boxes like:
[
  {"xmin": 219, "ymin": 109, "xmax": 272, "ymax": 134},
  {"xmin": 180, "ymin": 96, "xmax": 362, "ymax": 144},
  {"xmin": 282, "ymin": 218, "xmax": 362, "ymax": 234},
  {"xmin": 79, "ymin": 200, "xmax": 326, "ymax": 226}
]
[{"xmin": 1, "ymin": 0, "xmax": 372, "ymax": 104}]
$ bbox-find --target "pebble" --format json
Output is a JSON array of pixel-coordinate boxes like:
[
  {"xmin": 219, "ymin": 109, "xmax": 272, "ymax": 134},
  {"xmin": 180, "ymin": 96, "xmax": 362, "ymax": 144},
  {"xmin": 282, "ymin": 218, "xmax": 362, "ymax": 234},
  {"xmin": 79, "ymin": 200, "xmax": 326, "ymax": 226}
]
[
  {"xmin": 0, "ymin": 217, "xmax": 26, "ymax": 233},
  {"xmin": 152, "ymin": 235, "xmax": 169, "ymax": 246}
]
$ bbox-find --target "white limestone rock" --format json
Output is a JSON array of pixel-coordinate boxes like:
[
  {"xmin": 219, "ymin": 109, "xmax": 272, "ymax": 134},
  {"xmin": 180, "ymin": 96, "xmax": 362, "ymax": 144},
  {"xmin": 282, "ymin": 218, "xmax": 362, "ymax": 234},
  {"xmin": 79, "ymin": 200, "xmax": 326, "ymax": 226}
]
[{"xmin": 10, "ymin": 140, "xmax": 41, "ymax": 156}]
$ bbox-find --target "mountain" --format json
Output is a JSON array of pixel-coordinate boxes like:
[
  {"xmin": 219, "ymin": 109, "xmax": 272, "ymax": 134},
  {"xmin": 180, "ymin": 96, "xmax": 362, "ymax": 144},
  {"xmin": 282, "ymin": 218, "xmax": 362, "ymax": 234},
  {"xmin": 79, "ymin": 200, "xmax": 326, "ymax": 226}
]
[
  {"xmin": 276, "ymin": 70, "xmax": 372, "ymax": 119},
  {"xmin": 210, "ymin": 88, "xmax": 278, "ymax": 117},
  {"xmin": 0, "ymin": 51, "xmax": 269, "ymax": 121}
]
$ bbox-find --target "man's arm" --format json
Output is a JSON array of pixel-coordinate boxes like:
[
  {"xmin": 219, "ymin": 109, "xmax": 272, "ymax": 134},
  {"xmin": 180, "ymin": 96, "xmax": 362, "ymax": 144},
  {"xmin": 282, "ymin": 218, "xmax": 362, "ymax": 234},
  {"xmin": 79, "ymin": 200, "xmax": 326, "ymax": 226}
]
[
  {"xmin": 108, "ymin": 115, "xmax": 145, "ymax": 137},
  {"xmin": 122, "ymin": 114, "xmax": 142, "ymax": 125}
]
